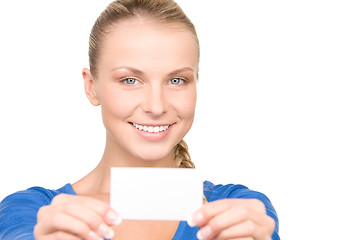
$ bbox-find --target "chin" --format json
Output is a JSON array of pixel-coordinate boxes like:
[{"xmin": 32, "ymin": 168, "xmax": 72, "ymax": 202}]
[
  {"xmin": 136, "ymin": 152, "xmax": 169, "ymax": 162},
  {"xmin": 134, "ymin": 146, "xmax": 174, "ymax": 164}
]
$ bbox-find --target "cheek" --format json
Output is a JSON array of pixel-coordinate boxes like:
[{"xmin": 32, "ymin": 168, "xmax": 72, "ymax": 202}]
[
  {"xmin": 99, "ymin": 87, "xmax": 140, "ymax": 120},
  {"xmin": 170, "ymin": 88, "xmax": 197, "ymax": 120}
]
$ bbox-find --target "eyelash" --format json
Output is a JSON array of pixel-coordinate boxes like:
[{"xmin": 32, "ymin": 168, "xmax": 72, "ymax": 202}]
[
  {"xmin": 120, "ymin": 77, "xmax": 187, "ymax": 86},
  {"xmin": 120, "ymin": 77, "xmax": 140, "ymax": 85},
  {"xmin": 169, "ymin": 77, "xmax": 186, "ymax": 85}
]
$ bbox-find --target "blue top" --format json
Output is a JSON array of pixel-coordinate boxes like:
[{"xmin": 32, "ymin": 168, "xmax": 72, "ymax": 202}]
[{"xmin": 0, "ymin": 181, "xmax": 280, "ymax": 240}]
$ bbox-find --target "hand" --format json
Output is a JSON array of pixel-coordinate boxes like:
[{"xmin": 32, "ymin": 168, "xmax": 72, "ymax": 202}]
[
  {"xmin": 188, "ymin": 199, "xmax": 275, "ymax": 240},
  {"xmin": 34, "ymin": 194, "xmax": 122, "ymax": 240}
]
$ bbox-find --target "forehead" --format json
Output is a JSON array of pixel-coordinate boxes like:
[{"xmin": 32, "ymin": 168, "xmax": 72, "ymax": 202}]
[{"xmin": 98, "ymin": 18, "xmax": 199, "ymax": 72}]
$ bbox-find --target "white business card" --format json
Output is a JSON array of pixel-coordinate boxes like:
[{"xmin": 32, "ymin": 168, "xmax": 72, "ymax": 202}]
[{"xmin": 110, "ymin": 167, "xmax": 203, "ymax": 221}]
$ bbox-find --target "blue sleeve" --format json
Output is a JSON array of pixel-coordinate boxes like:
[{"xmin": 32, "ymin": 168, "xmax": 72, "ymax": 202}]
[
  {"xmin": 204, "ymin": 181, "xmax": 280, "ymax": 240},
  {"xmin": 0, "ymin": 187, "xmax": 55, "ymax": 240}
]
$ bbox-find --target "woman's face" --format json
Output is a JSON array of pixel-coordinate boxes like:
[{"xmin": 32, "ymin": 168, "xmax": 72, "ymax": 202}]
[{"xmin": 85, "ymin": 19, "xmax": 198, "ymax": 163}]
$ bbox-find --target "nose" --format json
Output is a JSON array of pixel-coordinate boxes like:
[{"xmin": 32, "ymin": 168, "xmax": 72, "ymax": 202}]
[{"xmin": 142, "ymin": 84, "xmax": 167, "ymax": 116}]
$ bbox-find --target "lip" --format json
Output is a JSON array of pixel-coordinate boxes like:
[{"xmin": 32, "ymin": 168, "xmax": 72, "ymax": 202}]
[
  {"xmin": 130, "ymin": 122, "xmax": 172, "ymax": 127},
  {"xmin": 129, "ymin": 122, "xmax": 174, "ymax": 141}
]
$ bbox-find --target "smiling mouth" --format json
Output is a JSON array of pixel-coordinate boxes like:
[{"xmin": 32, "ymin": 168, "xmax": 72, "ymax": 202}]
[{"xmin": 130, "ymin": 122, "xmax": 171, "ymax": 133}]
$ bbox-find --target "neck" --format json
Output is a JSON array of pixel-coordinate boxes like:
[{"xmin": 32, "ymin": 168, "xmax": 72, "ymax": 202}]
[{"xmin": 73, "ymin": 133, "xmax": 175, "ymax": 196}]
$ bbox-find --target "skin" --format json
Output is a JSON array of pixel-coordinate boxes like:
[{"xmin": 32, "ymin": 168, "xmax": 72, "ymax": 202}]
[{"xmin": 34, "ymin": 18, "xmax": 275, "ymax": 240}]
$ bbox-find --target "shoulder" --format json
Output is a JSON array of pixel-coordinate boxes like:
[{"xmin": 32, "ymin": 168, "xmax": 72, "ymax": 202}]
[
  {"xmin": 203, "ymin": 181, "xmax": 280, "ymax": 240},
  {"xmin": 203, "ymin": 180, "xmax": 274, "ymax": 206},
  {"xmin": 204, "ymin": 180, "xmax": 252, "ymax": 201},
  {"xmin": 203, "ymin": 180, "xmax": 278, "ymax": 221},
  {"xmin": 0, "ymin": 184, "xmax": 74, "ymax": 240},
  {"xmin": 1, "ymin": 184, "xmax": 75, "ymax": 211}
]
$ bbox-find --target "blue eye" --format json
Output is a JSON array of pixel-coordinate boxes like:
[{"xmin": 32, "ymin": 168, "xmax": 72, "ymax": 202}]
[
  {"xmin": 169, "ymin": 78, "xmax": 185, "ymax": 85},
  {"xmin": 122, "ymin": 78, "xmax": 139, "ymax": 85}
]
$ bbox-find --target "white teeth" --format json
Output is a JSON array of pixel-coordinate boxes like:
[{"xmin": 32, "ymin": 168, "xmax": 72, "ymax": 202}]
[{"xmin": 132, "ymin": 123, "xmax": 170, "ymax": 133}]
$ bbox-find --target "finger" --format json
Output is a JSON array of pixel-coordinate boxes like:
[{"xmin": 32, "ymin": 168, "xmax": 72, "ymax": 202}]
[
  {"xmin": 52, "ymin": 194, "xmax": 110, "ymax": 220},
  {"xmin": 54, "ymin": 195, "xmax": 119, "ymax": 238},
  {"xmin": 35, "ymin": 195, "xmax": 119, "ymax": 239},
  {"xmin": 62, "ymin": 202, "xmax": 114, "ymax": 238},
  {"xmin": 80, "ymin": 196, "xmax": 122, "ymax": 225},
  {"xmin": 189, "ymin": 199, "xmax": 266, "ymax": 227},
  {"xmin": 48, "ymin": 231, "xmax": 82, "ymax": 240},
  {"xmin": 197, "ymin": 204, "xmax": 271, "ymax": 239},
  {"xmin": 213, "ymin": 220, "xmax": 264, "ymax": 240},
  {"xmin": 196, "ymin": 206, "xmax": 251, "ymax": 239},
  {"xmin": 49, "ymin": 212, "xmax": 101, "ymax": 240},
  {"xmin": 52, "ymin": 194, "xmax": 121, "ymax": 226},
  {"xmin": 213, "ymin": 238, "xmax": 254, "ymax": 240}
]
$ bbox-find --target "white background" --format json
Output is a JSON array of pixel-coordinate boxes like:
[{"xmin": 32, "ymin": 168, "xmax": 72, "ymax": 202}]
[{"xmin": 0, "ymin": 1, "xmax": 345, "ymax": 239}]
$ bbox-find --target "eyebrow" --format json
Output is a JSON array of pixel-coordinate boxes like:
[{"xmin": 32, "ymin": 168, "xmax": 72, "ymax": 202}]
[
  {"xmin": 111, "ymin": 66, "xmax": 144, "ymax": 76},
  {"xmin": 167, "ymin": 67, "xmax": 194, "ymax": 76},
  {"xmin": 111, "ymin": 66, "xmax": 194, "ymax": 77}
]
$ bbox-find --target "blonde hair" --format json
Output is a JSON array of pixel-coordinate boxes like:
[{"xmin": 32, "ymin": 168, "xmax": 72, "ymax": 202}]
[
  {"xmin": 174, "ymin": 140, "xmax": 207, "ymax": 202},
  {"xmin": 174, "ymin": 140, "xmax": 195, "ymax": 168},
  {"xmin": 89, "ymin": 0, "xmax": 199, "ymax": 78},
  {"xmin": 88, "ymin": 0, "xmax": 205, "ymax": 200}
]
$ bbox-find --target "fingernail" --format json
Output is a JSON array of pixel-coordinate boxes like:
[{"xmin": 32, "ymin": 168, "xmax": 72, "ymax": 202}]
[
  {"xmin": 87, "ymin": 231, "xmax": 103, "ymax": 240},
  {"xmin": 187, "ymin": 218, "xmax": 195, "ymax": 227},
  {"xmin": 196, "ymin": 230, "xmax": 204, "ymax": 240},
  {"xmin": 113, "ymin": 215, "xmax": 122, "ymax": 225},
  {"xmin": 197, "ymin": 225, "xmax": 212, "ymax": 240},
  {"xmin": 106, "ymin": 210, "xmax": 122, "ymax": 226},
  {"xmin": 98, "ymin": 223, "xmax": 114, "ymax": 239},
  {"xmin": 187, "ymin": 212, "xmax": 204, "ymax": 227}
]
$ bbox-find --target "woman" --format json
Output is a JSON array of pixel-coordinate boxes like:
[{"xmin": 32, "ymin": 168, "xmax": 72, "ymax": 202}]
[{"xmin": 0, "ymin": 0, "xmax": 279, "ymax": 239}]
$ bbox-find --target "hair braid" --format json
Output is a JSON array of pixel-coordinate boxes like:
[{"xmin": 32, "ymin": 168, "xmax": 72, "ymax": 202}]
[
  {"xmin": 174, "ymin": 140, "xmax": 195, "ymax": 168},
  {"xmin": 174, "ymin": 140, "xmax": 207, "ymax": 203}
]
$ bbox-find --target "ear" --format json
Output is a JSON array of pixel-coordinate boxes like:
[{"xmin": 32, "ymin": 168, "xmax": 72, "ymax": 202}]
[{"xmin": 82, "ymin": 68, "xmax": 100, "ymax": 106}]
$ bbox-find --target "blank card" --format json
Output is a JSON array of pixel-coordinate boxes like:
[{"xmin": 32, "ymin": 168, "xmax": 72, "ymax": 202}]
[{"xmin": 110, "ymin": 167, "xmax": 203, "ymax": 221}]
